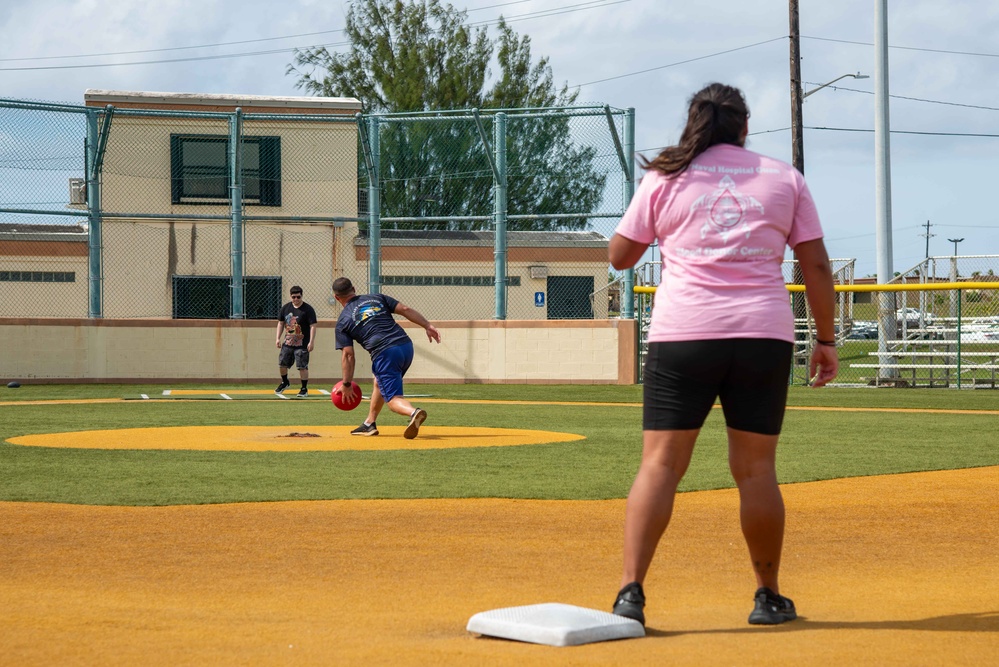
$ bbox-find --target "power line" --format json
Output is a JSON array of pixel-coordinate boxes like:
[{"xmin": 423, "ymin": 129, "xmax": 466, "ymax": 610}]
[
  {"xmin": 0, "ymin": 0, "xmax": 624, "ymax": 72},
  {"xmin": 933, "ymin": 224, "xmax": 999, "ymax": 229},
  {"xmin": 0, "ymin": 44, "xmax": 348, "ymax": 71},
  {"xmin": 803, "ymin": 35, "xmax": 999, "ymax": 59},
  {"xmin": 0, "ymin": 30, "xmax": 346, "ymax": 63},
  {"xmin": 469, "ymin": 0, "xmax": 632, "ymax": 27},
  {"xmin": 743, "ymin": 126, "xmax": 999, "ymax": 138},
  {"xmin": 807, "ymin": 126, "xmax": 999, "ymax": 138},
  {"xmin": 574, "ymin": 35, "xmax": 786, "ymax": 87},
  {"xmin": 748, "ymin": 126, "xmax": 792, "ymax": 136},
  {"xmin": 0, "ymin": 1, "xmax": 539, "ymax": 64},
  {"xmin": 802, "ymin": 82, "xmax": 999, "ymax": 112}
]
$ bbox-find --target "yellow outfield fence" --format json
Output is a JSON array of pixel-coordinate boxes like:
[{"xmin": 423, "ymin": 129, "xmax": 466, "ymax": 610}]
[
  {"xmin": 633, "ymin": 281, "xmax": 999, "ymax": 389},
  {"xmin": 634, "ymin": 281, "xmax": 999, "ymax": 294}
]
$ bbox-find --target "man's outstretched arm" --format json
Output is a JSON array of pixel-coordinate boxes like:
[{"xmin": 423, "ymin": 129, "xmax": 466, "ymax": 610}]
[{"xmin": 393, "ymin": 302, "xmax": 441, "ymax": 343}]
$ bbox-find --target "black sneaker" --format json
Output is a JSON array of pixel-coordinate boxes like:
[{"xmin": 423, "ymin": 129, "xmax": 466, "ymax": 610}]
[
  {"xmin": 351, "ymin": 422, "xmax": 378, "ymax": 436},
  {"xmin": 403, "ymin": 408, "xmax": 427, "ymax": 440},
  {"xmin": 612, "ymin": 582, "xmax": 646, "ymax": 626},
  {"xmin": 296, "ymin": 387, "xmax": 308, "ymax": 398},
  {"xmin": 748, "ymin": 587, "xmax": 797, "ymax": 625},
  {"xmin": 275, "ymin": 381, "xmax": 290, "ymax": 395}
]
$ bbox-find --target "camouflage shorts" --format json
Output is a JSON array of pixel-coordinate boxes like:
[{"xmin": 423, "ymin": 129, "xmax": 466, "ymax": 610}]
[{"xmin": 278, "ymin": 345, "xmax": 310, "ymax": 370}]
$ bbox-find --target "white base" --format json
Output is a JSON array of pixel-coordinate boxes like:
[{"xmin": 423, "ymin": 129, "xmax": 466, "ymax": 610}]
[{"xmin": 467, "ymin": 602, "xmax": 644, "ymax": 647}]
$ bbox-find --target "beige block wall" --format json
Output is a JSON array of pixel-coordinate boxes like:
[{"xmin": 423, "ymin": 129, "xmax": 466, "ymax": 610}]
[
  {"xmin": 371, "ymin": 262, "xmax": 609, "ymax": 321},
  {"xmin": 0, "ymin": 319, "xmax": 637, "ymax": 385},
  {"xmin": 0, "ymin": 256, "xmax": 89, "ymax": 318}
]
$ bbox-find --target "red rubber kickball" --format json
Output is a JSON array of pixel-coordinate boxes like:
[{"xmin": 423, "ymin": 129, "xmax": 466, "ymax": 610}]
[{"xmin": 331, "ymin": 381, "xmax": 362, "ymax": 411}]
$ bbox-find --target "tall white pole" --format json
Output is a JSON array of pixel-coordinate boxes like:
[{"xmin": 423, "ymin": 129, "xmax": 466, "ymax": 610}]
[
  {"xmin": 875, "ymin": 0, "xmax": 893, "ymax": 282},
  {"xmin": 874, "ymin": 0, "xmax": 896, "ymax": 381}
]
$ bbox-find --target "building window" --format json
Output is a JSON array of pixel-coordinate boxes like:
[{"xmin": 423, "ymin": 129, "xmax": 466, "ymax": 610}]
[
  {"xmin": 0, "ymin": 271, "xmax": 75, "ymax": 282},
  {"xmin": 172, "ymin": 275, "xmax": 283, "ymax": 319},
  {"xmin": 381, "ymin": 275, "xmax": 521, "ymax": 287},
  {"xmin": 170, "ymin": 135, "xmax": 281, "ymax": 206}
]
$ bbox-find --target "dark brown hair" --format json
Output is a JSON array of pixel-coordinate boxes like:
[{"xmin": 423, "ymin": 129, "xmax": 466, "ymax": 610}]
[
  {"xmin": 642, "ymin": 83, "xmax": 749, "ymax": 177},
  {"xmin": 332, "ymin": 277, "xmax": 355, "ymax": 297}
]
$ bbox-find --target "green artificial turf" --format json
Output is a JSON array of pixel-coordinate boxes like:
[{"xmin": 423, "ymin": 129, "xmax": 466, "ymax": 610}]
[{"xmin": 1, "ymin": 384, "xmax": 997, "ymax": 505}]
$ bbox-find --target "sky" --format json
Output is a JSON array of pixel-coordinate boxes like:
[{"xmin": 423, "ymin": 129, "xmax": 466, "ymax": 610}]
[{"xmin": 1, "ymin": 0, "xmax": 997, "ymax": 277}]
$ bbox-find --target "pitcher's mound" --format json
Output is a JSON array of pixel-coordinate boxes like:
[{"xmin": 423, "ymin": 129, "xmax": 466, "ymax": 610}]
[{"xmin": 8, "ymin": 425, "xmax": 585, "ymax": 452}]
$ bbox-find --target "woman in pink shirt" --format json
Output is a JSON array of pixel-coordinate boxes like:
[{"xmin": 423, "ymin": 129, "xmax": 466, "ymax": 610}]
[{"xmin": 609, "ymin": 83, "xmax": 838, "ymax": 627}]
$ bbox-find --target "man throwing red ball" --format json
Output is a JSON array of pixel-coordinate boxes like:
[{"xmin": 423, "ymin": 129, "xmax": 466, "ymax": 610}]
[{"xmin": 331, "ymin": 277, "xmax": 441, "ymax": 439}]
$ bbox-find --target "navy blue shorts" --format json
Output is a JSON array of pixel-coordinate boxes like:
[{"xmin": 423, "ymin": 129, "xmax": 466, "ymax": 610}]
[
  {"xmin": 643, "ymin": 339, "xmax": 792, "ymax": 435},
  {"xmin": 371, "ymin": 341, "xmax": 414, "ymax": 402}
]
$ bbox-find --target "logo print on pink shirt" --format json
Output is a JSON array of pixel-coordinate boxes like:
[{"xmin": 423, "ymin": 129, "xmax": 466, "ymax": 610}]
[{"xmin": 690, "ymin": 175, "xmax": 764, "ymax": 241}]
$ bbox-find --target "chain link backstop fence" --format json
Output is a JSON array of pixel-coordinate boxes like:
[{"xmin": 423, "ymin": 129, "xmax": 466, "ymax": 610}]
[
  {"xmin": 635, "ymin": 256, "xmax": 999, "ymax": 388},
  {"xmin": 1, "ymin": 96, "xmax": 633, "ymax": 323}
]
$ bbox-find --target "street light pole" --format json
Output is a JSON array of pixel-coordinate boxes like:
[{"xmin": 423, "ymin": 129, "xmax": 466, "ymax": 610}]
[
  {"xmin": 948, "ymin": 237, "xmax": 964, "ymax": 257},
  {"xmin": 792, "ymin": 71, "xmax": 870, "ymax": 174},
  {"xmin": 803, "ymin": 73, "xmax": 869, "ymax": 100}
]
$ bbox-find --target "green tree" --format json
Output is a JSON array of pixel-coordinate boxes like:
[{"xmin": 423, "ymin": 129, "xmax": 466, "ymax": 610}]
[{"xmin": 288, "ymin": 0, "xmax": 606, "ymax": 231}]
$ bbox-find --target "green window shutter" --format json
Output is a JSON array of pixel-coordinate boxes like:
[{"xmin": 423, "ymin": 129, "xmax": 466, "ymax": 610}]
[
  {"xmin": 258, "ymin": 136, "xmax": 281, "ymax": 206},
  {"xmin": 170, "ymin": 135, "xmax": 183, "ymax": 204}
]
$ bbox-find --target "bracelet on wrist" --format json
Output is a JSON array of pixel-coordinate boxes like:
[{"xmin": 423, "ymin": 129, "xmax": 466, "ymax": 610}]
[
  {"xmin": 815, "ymin": 339, "xmax": 837, "ymax": 347},
  {"xmin": 341, "ymin": 381, "xmax": 351, "ymax": 387}
]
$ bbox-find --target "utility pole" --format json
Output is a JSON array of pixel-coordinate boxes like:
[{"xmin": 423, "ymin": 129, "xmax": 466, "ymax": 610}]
[
  {"xmin": 788, "ymin": 0, "xmax": 807, "ymax": 378},
  {"xmin": 789, "ymin": 0, "xmax": 804, "ymax": 174},
  {"xmin": 920, "ymin": 220, "xmax": 934, "ymax": 258}
]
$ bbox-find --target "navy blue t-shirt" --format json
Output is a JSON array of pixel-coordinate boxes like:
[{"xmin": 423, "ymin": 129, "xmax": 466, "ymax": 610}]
[{"xmin": 335, "ymin": 293, "xmax": 411, "ymax": 359}]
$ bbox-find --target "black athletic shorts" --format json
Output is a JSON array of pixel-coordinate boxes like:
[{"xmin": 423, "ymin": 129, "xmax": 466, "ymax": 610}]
[{"xmin": 642, "ymin": 338, "xmax": 793, "ymax": 435}]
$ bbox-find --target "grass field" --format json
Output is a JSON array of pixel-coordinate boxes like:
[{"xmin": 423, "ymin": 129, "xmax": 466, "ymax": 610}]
[{"xmin": 2, "ymin": 383, "xmax": 998, "ymax": 506}]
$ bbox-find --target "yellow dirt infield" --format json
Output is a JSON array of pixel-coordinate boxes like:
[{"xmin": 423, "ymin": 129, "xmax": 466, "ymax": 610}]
[
  {"xmin": 1, "ymin": 466, "xmax": 996, "ymax": 665},
  {"xmin": 8, "ymin": 426, "xmax": 583, "ymax": 452}
]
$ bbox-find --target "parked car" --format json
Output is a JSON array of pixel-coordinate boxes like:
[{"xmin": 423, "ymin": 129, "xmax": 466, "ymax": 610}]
[
  {"xmin": 846, "ymin": 321, "xmax": 878, "ymax": 339},
  {"xmin": 897, "ymin": 307, "xmax": 936, "ymax": 326},
  {"xmin": 959, "ymin": 325, "xmax": 999, "ymax": 344}
]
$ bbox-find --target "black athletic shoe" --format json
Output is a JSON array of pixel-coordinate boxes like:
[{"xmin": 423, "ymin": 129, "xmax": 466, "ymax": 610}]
[
  {"xmin": 748, "ymin": 587, "xmax": 797, "ymax": 625},
  {"xmin": 296, "ymin": 387, "xmax": 308, "ymax": 398},
  {"xmin": 612, "ymin": 582, "xmax": 646, "ymax": 626},
  {"xmin": 404, "ymin": 408, "xmax": 427, "ymax": 440},
  {"xmin": 351, "ymin": 422, "xmax": 378, "ymax": 436},
  {"xmin": 275, "ymin": 381, "xmax": 290, "ymax": 395}
]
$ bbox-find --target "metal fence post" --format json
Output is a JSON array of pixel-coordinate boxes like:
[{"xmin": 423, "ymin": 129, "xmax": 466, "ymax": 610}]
[
  {"xmin": 85, "ymin": 107, "xmax": 109, "ymax": 318},
  {"xmin": 956, "ymin": 289, "xmax": 963, "ymax": 389},
  {"xmin": 622, "ymin": 107, "xmax": 636, "ymax": 319},
  {"xmin": 494, "ymin": 112, "xmax": 508, "ymax": 320},
  {"xmin": 367, "ymin": 115, "xmax": 381, "ymax": 294},
  {"xmin": 229, "ymin": 108, "xmax": 245, "ymax": 319}
]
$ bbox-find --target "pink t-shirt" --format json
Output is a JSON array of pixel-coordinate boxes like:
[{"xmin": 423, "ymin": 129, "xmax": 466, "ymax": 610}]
[{"xmin": 615, "ymin": 143, "xmax": 823, "ymax": 343}]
